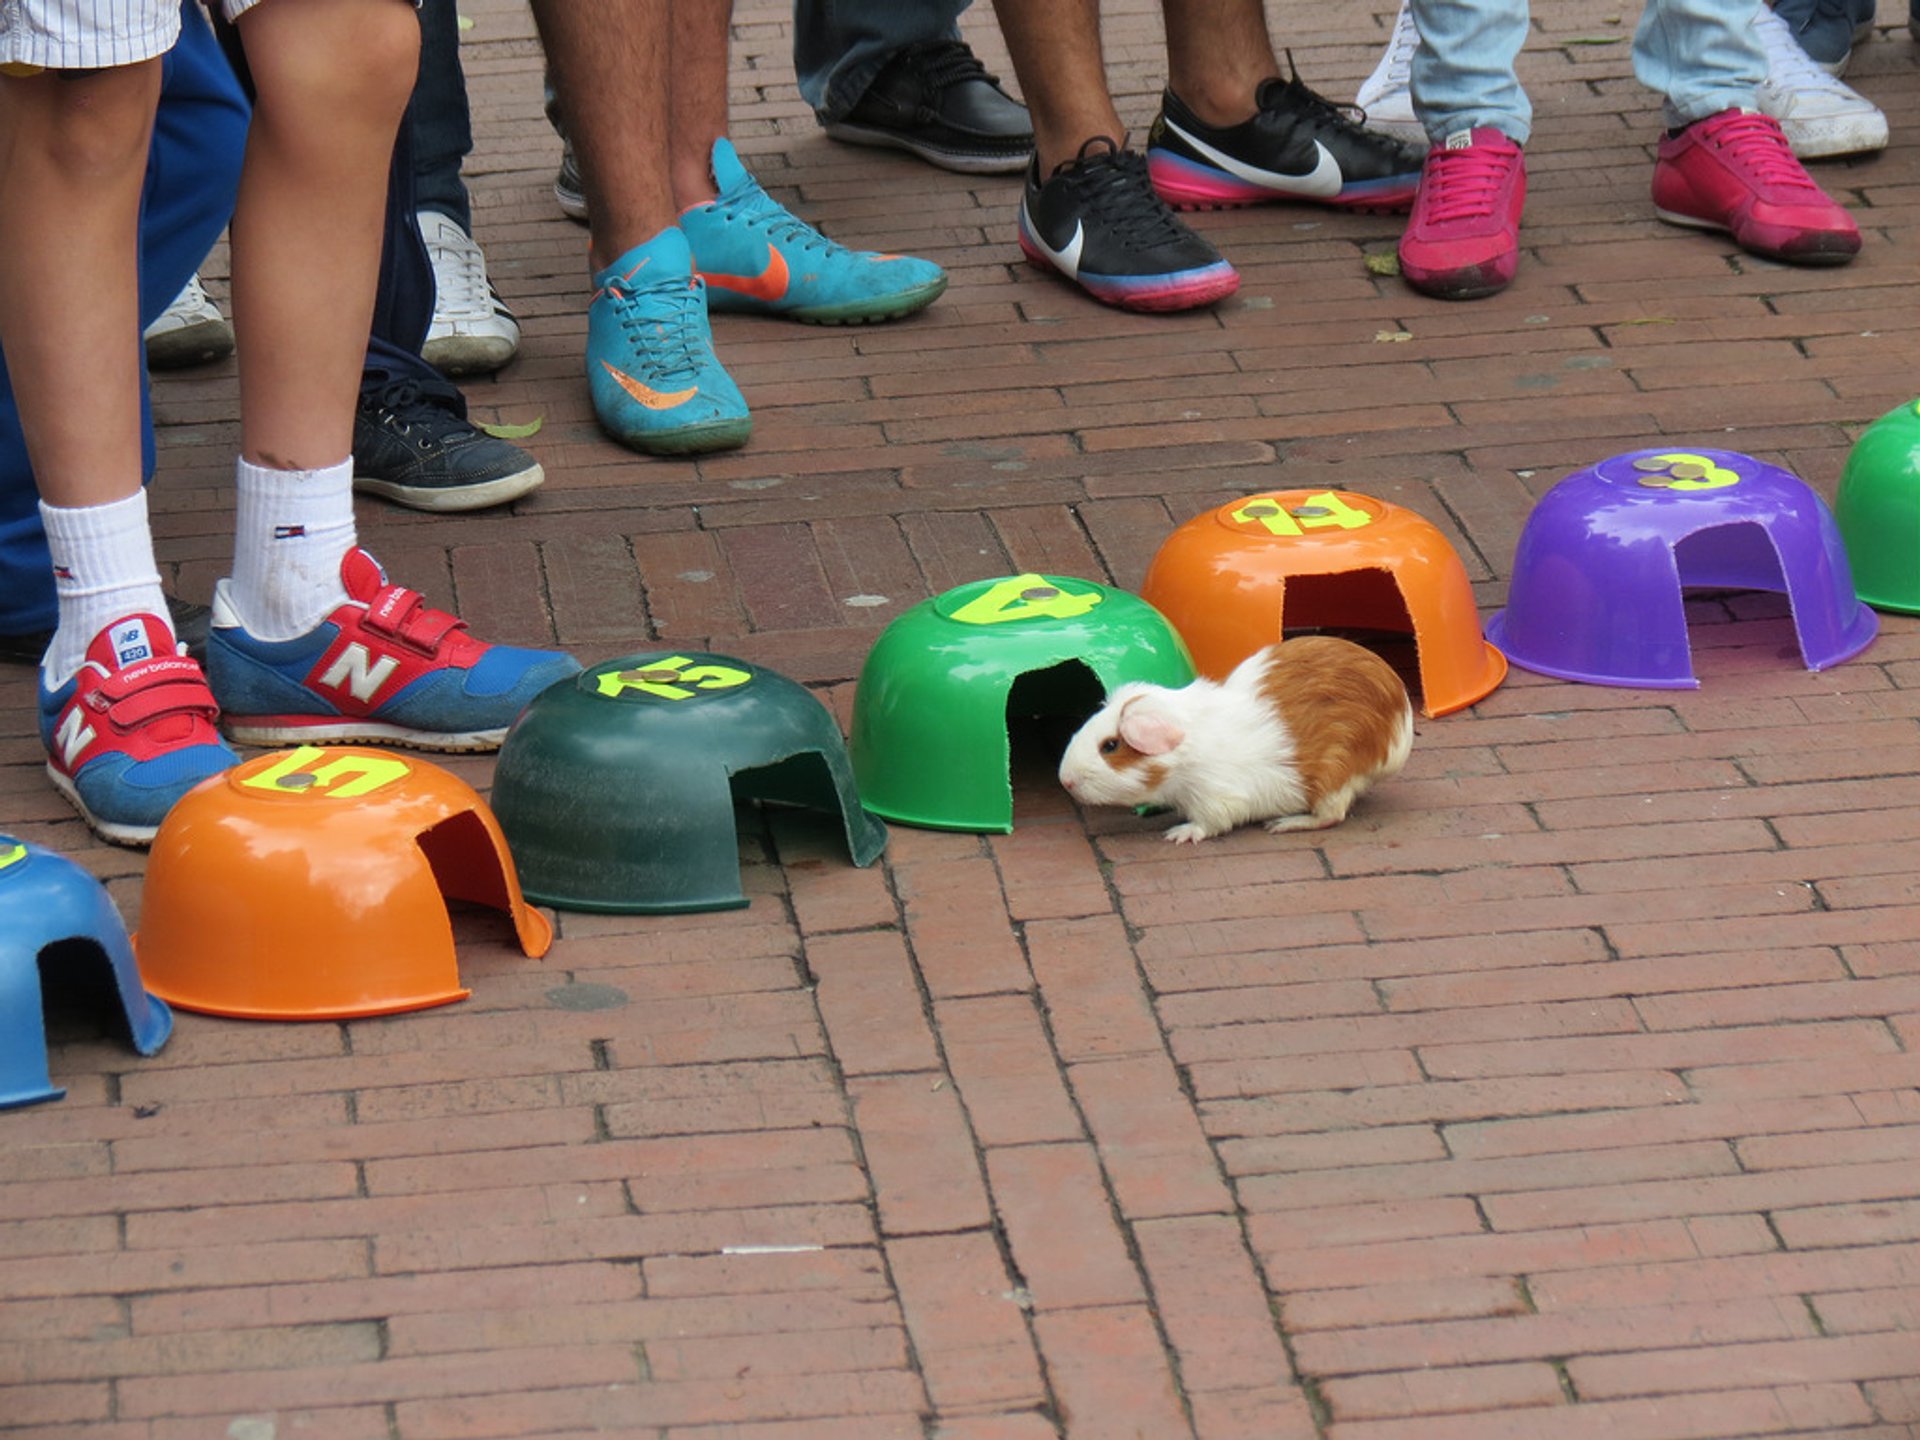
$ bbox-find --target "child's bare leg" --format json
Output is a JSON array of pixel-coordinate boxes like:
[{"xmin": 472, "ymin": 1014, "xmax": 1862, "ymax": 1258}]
[
  {"xmin": 668, "ymin": 0, "xmax": 733, "ymax": 211},
  {"xmin": 229, "ymin": 0, "xmax": 419, "ymax": 469},
  {"xmin": 0, "ymin": 63, "xmax": 158, "ymax": 507},
  {"xmin": 219, "ymin": 0, "xmax": 416, "ymax": 640}
]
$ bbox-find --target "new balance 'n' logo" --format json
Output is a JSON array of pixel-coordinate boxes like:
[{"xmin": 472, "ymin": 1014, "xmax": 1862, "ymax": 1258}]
[
  {"xmin": 55, "ymin": 708, "xmax": 96, "ymax": 768},
  {"xmin": 319, "ymin": 643, "xmax": 401, "ymax": 703}
]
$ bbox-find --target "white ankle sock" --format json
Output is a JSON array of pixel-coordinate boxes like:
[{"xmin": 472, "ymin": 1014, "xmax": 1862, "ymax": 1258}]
[
  {"xmin": 228, "ymin": 455, "xmax": 357, "ymax": 640},
  {"xmin": 40, "ymin": 490, "xmax": 170, "ymax": 686}
]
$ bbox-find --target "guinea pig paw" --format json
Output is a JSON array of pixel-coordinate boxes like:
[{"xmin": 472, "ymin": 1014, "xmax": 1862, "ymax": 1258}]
[{"xmin": 1163, "ymin": 822, "xmax": 1213, "ymax": 844}]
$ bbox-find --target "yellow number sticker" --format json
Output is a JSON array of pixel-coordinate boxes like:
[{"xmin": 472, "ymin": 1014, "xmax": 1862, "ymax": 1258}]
[
  {"xmin": 243, "ymin": 746, "xmax": 412, "ymax": 798},
  {"xmin": 949, "ymin": 574, "xmax": 1104, "ymax": 626},
  {"xmin": 596, "ymin": 656, "xmax": 752, "ymax": 700},
  {"xmin": 1632, "ymin": 452, "xmax": 1740, "ymax": 491},
  {"xmin": 1230, "ymin": 491, "xmax": 1375, "ymax": 537},
  {"xmin": 0, "ymin": 841, "xmax": 26, "ymax": 873}
]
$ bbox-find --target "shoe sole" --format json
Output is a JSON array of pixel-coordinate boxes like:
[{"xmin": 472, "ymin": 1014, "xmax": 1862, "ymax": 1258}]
[
  {"xmin": 706, "ymin": 274, "xmax": 949, "ymax": 325},
  {"xmin": 1654, "ymin": 205, "xmax": 1861, "ymax": 265},
  {"xmin": 422, "ymin": 332, "xmax": 520, "ymax": 377},
  {"xmin": 144, "ymin": 318, "xmax": 235, "ymax": 372},
  {"xmin": 821, "ymin": 119, "xmax": 1033, "ymax": 175},
  {"xmin": 1779, "ymin": 117, "xmax": 1890, "ymax": 159},
  {"xmin": 601, "ymin": 414, "xmax": 754, "ymax": 456},
  {"xmin": 222, "ymin": 717, "xmax": 511, "ymax": 752},
  {"xmin": 353, "ymin": 459, "xmax": 545, "ymax": 514},
  {"xmin": 555, "ymin": 182, "xmax": 589, "ymax": 223},
  {"xmin": 1018, "ymin": 236, "xmax": 1240, "ymax": 312},
  {"xmin": 46, "ymin": 763, "xmax": 160, "ymax": 848},
  {"xmin": 1147, "ymin": 150, "xmax": 1418, "ymax": 214}
]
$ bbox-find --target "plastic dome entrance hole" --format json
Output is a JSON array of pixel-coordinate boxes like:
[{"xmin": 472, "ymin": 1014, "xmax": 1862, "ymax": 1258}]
[
  {"xmin": 1, "ymin": 836, "xmax": 171, "ymax": 1108},
  {"xmin": 1486, "ymin": 448, "xmax": 1876, "ymax": 688},
  {"xmin": 135, "ymin": 746, "xmax": 551, "ymax": 1020},
  {"xmin": 1140, "ymin": 489, "xmax": 1506, "ymax": 717},
  {"xmin": 851, "ymin": 574, "xmax": 1195, "ymax": 832},
  {"xmin": 492, "ymin": 651, "xmax": 886, "ymax": 914}
]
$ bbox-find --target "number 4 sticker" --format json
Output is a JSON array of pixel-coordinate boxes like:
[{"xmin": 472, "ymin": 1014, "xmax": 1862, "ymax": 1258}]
[{"xmin": 950, "ymin": 575, "xmax": 1104, "ymax": 626}]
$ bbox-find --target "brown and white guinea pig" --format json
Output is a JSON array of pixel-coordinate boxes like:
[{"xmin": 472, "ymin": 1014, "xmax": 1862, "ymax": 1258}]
[{"xmin": 1057, "ymin": 636, "xmax": 1413, "ymax": 844}]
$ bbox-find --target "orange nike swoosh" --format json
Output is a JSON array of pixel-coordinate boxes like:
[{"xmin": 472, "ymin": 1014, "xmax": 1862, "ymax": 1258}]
[
  {"xmin": 599, "ymin": 360, "xmax": 697, "ymax": 410},
  {"xmin": 702, "ymin": 244, "xmax": 790, "ymax": 302}
]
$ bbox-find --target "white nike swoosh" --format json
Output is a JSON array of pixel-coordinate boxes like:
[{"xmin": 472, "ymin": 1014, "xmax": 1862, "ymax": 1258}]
[
  {"xmin": 1163, "ymin": 117, "xmax": 1344, "ymax": 198},
  {"xmin": 1025, "ymin": 210, "xmax": 1085, "ymax": 278}
]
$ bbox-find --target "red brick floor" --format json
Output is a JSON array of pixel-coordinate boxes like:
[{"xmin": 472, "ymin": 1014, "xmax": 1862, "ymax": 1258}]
[{"xmin": 5, "ymin": 1, "xmax": 1920, "ymax": 1436}]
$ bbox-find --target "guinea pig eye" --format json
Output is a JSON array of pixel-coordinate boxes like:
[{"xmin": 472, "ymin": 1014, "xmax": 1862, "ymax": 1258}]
[{"xmin": 1099, "ymin": 737, "xmax": 1120, "ymax": 755}]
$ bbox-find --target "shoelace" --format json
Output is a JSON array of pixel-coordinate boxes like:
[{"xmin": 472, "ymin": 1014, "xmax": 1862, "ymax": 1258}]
[
  {"xmin": 1419, "ymin": 139, "xmax": 1519, "ymax": 223},
  {"xmin": 1382, "ymin": 4, "xmax": 1428, "ymax": 87},
  {"xmin": 603, "ymin": 270, "xmax": 709, "ymax": 383},
  {"xmin": 1257, "ymin": 59, "xmax": 1374, "ymax": 136},
  {"xmin": 889, "ymin": 38, "xmax": 1005, "ymax": 100},
  {"xmin": 1754, "ymin": 5, "xmax": 1856, "ymax": 98},
  {"xmin": 1690, "ymin": 110, "xmax": 1820, "ymax": 192},
  {"xmin": 423, "ymin": 217, "xmax": 494, "ymax": 321},
  {"xmin": 712, "ymin": 181, "xmax": 839, "ymax": 258},
  {"xmin": 362, "ymin": 378, "xmax": 466, "ymax": 436},
  {"xmin": 1052, "ymin": 139, "xmax": 1193, "ymax": 249}
]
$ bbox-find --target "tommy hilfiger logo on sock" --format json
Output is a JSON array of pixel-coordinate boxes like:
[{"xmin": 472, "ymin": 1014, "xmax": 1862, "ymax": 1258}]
[
  {"xmin": 274, "ymin": 525, "xmax": 307, "ymax": 539},
  {"xmin": 52, "ymin": 566, "xmax": 74, "ymax": 581}
]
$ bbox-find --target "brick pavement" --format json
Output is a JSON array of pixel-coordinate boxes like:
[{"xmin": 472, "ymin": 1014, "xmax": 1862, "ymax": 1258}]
[{"xmin": 3, "ymin": 1, "xmax": 1920, "ymax": 1436}]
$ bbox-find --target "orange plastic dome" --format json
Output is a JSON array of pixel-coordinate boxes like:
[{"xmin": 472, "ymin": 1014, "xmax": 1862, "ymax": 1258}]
[
  {"xmin": 136, "ymin": 746, "xmax": 550, "ymax": 1020},
  {"xmin": 1140, "ymin": 489, "xmax": 1506, "ymax": 717}
]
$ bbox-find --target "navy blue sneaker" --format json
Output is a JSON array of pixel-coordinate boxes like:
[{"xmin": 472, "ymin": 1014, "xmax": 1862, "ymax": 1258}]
[{"xmin": 206, "ymin": 549, "xmax": 580, "ymax": 751}]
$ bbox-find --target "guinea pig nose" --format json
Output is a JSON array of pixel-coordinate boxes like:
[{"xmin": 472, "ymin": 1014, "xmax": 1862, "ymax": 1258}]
[{"xmin": 1061, "ymin": 775, "xmax": 1077, "ymax": 791}]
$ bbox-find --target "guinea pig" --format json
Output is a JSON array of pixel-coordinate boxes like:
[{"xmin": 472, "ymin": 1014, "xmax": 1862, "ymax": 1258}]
[{"xmin": 1057, "ymin": 636, "xmax": 1413, "ymax": 844}]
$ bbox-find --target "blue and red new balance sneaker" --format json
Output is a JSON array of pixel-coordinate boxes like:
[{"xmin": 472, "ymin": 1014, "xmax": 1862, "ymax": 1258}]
[
  {"xmin": 38, "ymin": 614, "xmax": 237, "ymax": 847},
  {"xmin": 205, "ymin": 549, "xmax": 580, "ymax": 750},
  {"xmin": 679, "ymin": 138, "xmax": 948, "ymax": 324}
]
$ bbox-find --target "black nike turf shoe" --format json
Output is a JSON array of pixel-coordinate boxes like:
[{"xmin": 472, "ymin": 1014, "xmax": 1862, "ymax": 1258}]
[
  {"xmin": 1017, "ymin": 137, "xmax": 1239, "ymax": 312},
  {"xmin": 1147, "ymin": 74, "xmax": 1427, "ymax": 212}
]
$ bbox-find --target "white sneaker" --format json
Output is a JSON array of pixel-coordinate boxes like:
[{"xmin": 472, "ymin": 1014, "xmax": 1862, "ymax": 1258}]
[
  {"xmin": 1355, "ymin": 0, "xmax": 1424, "ymax": 144},
  {"xmin": 1755, "ymin": 4, "xmax": 1889, "ymax": 158},
  {"xmin": 419, "ymin": 209, "xmax": 521, "ymax": 377},
  {"xmin": 142, "ymin": 273, "xmax": 234, "ymax": 371}
]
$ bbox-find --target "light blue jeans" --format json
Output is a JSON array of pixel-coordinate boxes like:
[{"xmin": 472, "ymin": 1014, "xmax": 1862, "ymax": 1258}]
[
  {"xmin": 793, "ymin": 0, "xmax": 971, "ymax": 121},
  {"xmin": 1409, "ymin": 0, "xmax": 1766, "ymax": 145}
]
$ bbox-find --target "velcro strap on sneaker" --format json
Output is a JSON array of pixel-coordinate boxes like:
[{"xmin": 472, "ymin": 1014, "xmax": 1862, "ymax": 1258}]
[
  {"xmin": 363, "ymin": 583, "xmax": 467, "ymax": 654},
  {"xmin": 92, "ymin": 656, "xmax": 220, "ymax": 727}
]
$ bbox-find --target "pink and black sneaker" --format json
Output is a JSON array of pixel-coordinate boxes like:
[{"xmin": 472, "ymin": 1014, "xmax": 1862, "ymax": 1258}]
[
  {"xmin": 37, "ymin": 614, "xmax": 237, "ymax": 846},
  {"xmin": 205, "ymin": 548, "xmax": 580, "ymax": 751},
  {"xmin": 1651, "ymin": 108, "xmax": 1860, "ymax": 265},
  {"xmin": 1397, "ymin": 128, "xmax": 1527, "ymax": 301},
  {"xmin": 1018, "ymin": 137, "xmax": 1239, "ymax": 312}
]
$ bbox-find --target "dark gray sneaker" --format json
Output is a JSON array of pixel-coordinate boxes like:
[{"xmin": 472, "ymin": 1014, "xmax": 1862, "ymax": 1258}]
[
  {"xmin": 554, "ymin": 142, "xmax": 588, "ymax": 223},
  {"xmin": 352, "ymin": 379, "xmax": 545, "ymax": 513},
  {"xmin": 822, "ymin": 39, "xmax": 1033, "ymax": 174}
]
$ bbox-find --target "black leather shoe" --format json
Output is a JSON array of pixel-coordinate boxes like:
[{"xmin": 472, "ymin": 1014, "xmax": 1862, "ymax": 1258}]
[
  {"xmin": 0, "ymin": 596, "xmax": 211, "ymax": 667},
  {"xmin": 822, "ymin": 39, "xmax": 1033, "ymax": 175}
]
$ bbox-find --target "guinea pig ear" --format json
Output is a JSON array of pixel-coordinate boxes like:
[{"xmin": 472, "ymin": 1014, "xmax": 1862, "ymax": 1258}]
[{"xmin": 1118, "ymin": 694, "xmax": 1184, "ymax": 756}]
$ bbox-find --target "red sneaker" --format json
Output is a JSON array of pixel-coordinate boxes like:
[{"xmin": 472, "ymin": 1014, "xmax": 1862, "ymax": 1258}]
[
  {"xmin": 1397, "ymin": 128, "xmax": 1527, "ymax": 301},
  {"xmin": 1651, "ymin": 108, "xmax": 1860, "ymax": 265},
  {"xmin": 37, "ymin": 614, "xmax": 237, "ymax": 846}
]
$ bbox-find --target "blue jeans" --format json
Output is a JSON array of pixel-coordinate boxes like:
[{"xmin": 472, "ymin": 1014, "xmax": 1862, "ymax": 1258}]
[
  {"xmin": 0, "ymin": 1, "xmax": 249, "ymax": 637},
  {"xmin": 793, "ymin": 0, "xmax": 970, "ymax": 121},
  {"xmin": 410, "ymin": 0, "xmax": 472, "ymax": 229},
  {"xmin": 1409, "ymin": 0, "xmax": 1765, "ymax": 145}
]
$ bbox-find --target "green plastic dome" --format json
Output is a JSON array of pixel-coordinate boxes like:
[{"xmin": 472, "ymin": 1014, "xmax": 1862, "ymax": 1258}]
[
  {"xmin": 1836, "ymin": 398, "xmax": 1920, "ymax": 613},
  {"xmin": 850, "ymin": 574, "xmax": 1194, "ymax": 832},
  {"xmin": 492, "ymin": 652, "xmax": 885, "ymax": 913}
]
